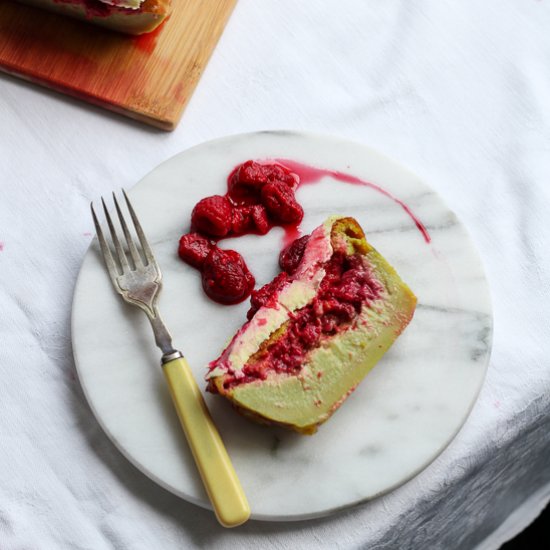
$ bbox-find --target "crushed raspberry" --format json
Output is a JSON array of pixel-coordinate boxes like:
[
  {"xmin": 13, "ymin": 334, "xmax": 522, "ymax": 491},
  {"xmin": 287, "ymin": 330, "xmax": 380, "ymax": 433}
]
[
  {"xmin": 228, "ymin": 160, "xmax": 297, "ymax": 205},
  {"xmin": 237, "ymin": 160, "xmax": 297, "ymax": 187},
  {"xmin": 261, "ymin": 181, "xmax": 304, "ymax": 224},
  {"xmin": 251, "ymin": 205, "xmax": 270, "ymax": 234},
  {"xmin": 231, "ymin": 205, "xmax": 270, "ymax": 236},
  {"xmin": 191, "ymin": 195, "xmax": 232, "ymax": 237},
  {"xmin": 247, "ymin": 272, "xmax": 289, "ymax": 319},
  {"xmin": 279, "ymin": 234, "xmax": 310, "ymax": 274},
  {"xmin": 230, "ymin": 207, "xmax": 250, "ymax": 235},
  {"xmin": 178, "ymin": 160, "xmax": 302, "ymax": 305},
  {"xmin": 178, "ymin": 233, "xmax": 214, "ymax": 268},
  {"xmin": 201, "ymin": 248, "xmax": 255, "ymax": 305}
]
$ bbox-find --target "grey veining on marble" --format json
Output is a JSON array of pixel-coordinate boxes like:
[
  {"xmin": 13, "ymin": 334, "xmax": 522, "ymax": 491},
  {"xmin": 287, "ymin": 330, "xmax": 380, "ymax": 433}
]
[{"xmin": 71, "ymin": 131, "xmax": 492, "ymax": 521}]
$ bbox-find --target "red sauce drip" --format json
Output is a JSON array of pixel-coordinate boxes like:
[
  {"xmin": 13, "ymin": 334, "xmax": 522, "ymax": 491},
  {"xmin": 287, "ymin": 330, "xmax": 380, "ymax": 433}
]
[
  {"xmin": 133, "ymin": 17, "xmax": 169, "ymax": 53},
  {"xmin": 278, "ymin": 159, "xmax": 431, "ymax": 244},
  {"xmin": 280, "ymin": 223, "xmax": 302, "ymax": 248},
  {"xmin": 218, "ymin": 251, "xmax": 383, "ymax": 390},
  {"xmin": 178, "ymin": 158, "xmax": 430, "ymax": 305}
]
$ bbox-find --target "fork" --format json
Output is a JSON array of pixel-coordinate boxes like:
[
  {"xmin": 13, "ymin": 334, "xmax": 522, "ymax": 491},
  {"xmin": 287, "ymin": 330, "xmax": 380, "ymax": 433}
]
[{"xmin": 91, "ymin": 190, "xmax": 250, "ymax": 528}]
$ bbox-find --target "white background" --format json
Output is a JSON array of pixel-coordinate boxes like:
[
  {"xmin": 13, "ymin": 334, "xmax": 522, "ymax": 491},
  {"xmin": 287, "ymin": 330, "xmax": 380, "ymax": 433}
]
[{"xmin": 1, "ymin": 1, "xmax": 550, "ymax": 548}]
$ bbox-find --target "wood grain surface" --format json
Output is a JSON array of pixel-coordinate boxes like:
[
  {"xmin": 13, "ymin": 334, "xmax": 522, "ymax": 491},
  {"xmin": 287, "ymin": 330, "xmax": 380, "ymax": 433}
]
[{"xmin": 0, "ymin": 0, "xmax": 237, "ymax": 130}]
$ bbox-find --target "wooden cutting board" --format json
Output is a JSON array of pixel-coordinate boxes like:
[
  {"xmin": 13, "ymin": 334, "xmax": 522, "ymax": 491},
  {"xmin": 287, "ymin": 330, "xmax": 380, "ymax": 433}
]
[{"xmin": 0, "ymin": 0, "xmax": 237, "ymax": 130}]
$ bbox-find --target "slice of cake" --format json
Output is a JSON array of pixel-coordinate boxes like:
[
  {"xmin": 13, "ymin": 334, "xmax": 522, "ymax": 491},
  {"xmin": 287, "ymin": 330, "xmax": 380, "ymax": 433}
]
[
  {"xmin": 16, "ymin": 1, "xmax": 171, "ymax": 35},
  {"xmin": 206, "ymin": 216, "xmax": 417, "ymax": 434}
]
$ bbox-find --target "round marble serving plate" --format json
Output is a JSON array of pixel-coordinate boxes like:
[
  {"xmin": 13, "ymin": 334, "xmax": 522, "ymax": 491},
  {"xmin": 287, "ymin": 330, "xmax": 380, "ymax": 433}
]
[{"xmin": 72, "ymin": 131, "xmax": 492, "ymax": 521}]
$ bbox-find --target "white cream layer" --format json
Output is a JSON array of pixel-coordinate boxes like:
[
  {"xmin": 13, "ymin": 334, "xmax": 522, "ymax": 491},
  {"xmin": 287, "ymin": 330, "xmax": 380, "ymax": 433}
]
[{"xmin": 99, "ymin": 0, "xmax": 144, "ymax": 10}]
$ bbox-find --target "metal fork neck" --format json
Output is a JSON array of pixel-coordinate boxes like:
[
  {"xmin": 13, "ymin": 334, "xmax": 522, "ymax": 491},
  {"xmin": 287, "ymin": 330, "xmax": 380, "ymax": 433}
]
[{"xmin": 148, "ymin": 311, "xmax": 181, "ymax": 360}]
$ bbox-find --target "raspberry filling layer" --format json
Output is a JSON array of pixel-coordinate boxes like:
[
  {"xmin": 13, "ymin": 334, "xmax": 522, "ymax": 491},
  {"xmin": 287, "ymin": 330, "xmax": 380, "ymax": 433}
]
[{"xmin": 210, "ymin": 250, "xmax": 384, "ymax": 391}]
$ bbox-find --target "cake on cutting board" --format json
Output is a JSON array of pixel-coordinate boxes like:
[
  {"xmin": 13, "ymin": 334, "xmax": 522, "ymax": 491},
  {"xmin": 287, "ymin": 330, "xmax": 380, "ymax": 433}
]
[
  {"xmin": 206, "ymin": 216, "xmax": 417, "ymax": 434},
  {"xmin": 15, "ymin": 0, "xmax": 171, "ymax": 34}
]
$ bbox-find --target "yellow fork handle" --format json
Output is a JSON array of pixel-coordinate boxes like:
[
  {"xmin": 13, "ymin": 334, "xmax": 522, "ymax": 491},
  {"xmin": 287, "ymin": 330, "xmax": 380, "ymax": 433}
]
[{"xmin": 162, "ymin": 357, "xmax": 250, "ymax": 527}]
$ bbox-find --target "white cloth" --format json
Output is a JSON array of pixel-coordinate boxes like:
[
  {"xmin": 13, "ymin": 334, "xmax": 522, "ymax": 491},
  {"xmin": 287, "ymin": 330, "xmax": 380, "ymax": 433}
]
[{"xmin": 1, "ymin": 0, "xmax": 550, "ymax": 548}]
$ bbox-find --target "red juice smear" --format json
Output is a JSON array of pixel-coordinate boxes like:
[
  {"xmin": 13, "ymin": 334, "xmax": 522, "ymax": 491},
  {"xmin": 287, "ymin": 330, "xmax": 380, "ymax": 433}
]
[
  {"xmin": 276, "ymin": 159, "xmax": 431, "ymax": 244},
  {"xmin": 133, "ymin": 17, "xmax": 169, "ymax": 53},
  {"xmin": 281, "ymin": 223, "xmax": 302, "ymax": 248}
]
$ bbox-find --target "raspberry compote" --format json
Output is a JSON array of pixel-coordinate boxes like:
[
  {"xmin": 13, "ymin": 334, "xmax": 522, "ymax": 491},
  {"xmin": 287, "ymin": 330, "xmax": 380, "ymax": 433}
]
[
  {"xmin": 178, "ymin": 161, "xmax": 303, "ymax": 304},
  {"xmin": 178, "ymin": 158, "xmax": 430, "ymax": 305}
]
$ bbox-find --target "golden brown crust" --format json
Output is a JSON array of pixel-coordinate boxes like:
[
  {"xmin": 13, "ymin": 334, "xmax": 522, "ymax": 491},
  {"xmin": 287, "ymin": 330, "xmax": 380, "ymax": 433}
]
[
  {"xmin": 330, "ymin": 217, "xmax": 369, "ymax": 255},
  {"xmin": 140, "ymin": 0, "xmax": 171, "ymax": 15}
]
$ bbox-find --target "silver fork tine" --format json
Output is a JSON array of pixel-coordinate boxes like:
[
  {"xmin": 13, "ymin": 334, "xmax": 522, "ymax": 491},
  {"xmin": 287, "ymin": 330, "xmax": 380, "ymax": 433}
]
[
  {"xmin": 113, "ymin": 192, "xmax": 142, "ymax": 269},
  {"xmin": 122, "ymin": 189, "xmax": 156, "ymax": 267},
  {"xmin": 102, "ymin": 197, "xmax": 130, "ymax": 274},
  {"xmin": 91, "ymin": 203, "xmax": 119, "ymax": 281}
]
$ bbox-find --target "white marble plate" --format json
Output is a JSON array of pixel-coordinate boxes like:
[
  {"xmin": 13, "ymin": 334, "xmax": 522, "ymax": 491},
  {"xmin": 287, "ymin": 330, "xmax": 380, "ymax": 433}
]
[{"xmin": 72, "ymin": 131, "xmax": 492, "ymax": 521}]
